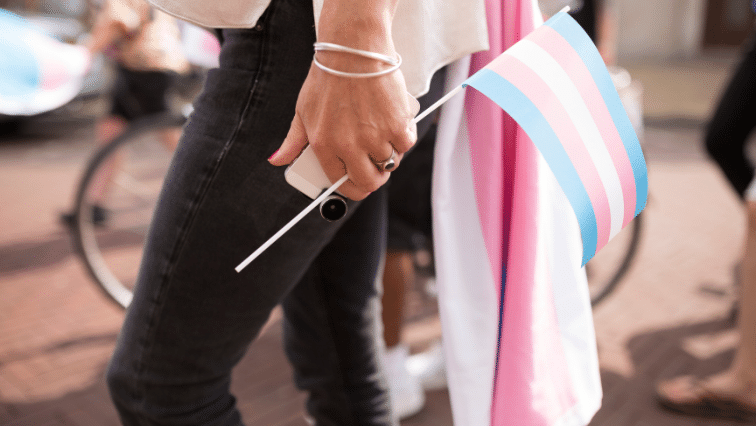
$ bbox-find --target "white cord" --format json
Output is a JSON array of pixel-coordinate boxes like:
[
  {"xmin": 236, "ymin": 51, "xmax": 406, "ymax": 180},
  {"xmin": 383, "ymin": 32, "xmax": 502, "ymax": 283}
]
[{"xmin": 312, "ymin": 41, "xmax": 402, "ymax": 78}]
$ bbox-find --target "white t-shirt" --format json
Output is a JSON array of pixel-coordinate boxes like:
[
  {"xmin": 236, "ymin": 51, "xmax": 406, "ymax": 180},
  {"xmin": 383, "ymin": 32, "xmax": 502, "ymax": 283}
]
[{"xmin": 147, "ymin": 0, "xmax": 489, "ymax": 96}]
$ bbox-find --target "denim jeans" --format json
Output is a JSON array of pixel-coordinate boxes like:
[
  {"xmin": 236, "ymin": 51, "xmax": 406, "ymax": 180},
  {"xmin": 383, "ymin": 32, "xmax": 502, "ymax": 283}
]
[{"xmin": 106, "ymin": 0, "xmax": 394, "ymax": 424}]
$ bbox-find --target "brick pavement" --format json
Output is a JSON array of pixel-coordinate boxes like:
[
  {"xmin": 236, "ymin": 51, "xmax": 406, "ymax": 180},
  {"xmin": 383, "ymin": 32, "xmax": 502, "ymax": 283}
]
[{"xmin": 1, "ymin": 55, "xmax": 753, "ymax": 425}]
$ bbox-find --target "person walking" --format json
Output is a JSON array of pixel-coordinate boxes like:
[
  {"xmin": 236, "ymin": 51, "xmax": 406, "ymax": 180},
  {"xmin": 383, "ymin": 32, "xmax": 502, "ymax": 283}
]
[
  {"xmin": 104, "ymin": 0, "xmax": 489, "ymax": 424},
  {"xmin": 61, "ymin": 0, "xmax": 188, "ymax": 226},
  {"xmin": 656, "ymin": 23, "xmax": 756, "ymax": 424}
]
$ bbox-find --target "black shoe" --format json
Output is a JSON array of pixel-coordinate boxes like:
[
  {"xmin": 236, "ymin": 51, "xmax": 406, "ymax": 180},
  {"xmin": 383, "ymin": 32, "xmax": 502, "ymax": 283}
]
[{"xmin": 60, "ymin": 205, "xmax": 109, "ymax": 227}]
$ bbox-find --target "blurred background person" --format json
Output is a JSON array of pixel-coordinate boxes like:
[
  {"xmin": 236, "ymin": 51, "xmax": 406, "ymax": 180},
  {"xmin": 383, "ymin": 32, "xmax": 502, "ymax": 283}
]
[
  {"xmin": 380, "ymin": 68, "xmax": 447, "ymax": 420},
  {"xmin": 567, "ymin": 0, "xmax": 597, "ymax": 41},
  {"xmin": 655, "ymin": 17, "xmax": 756, "ymax": 423},
  {"xmin": 60, "ymin": 0, "xmax": 188, "ymax": 226}
]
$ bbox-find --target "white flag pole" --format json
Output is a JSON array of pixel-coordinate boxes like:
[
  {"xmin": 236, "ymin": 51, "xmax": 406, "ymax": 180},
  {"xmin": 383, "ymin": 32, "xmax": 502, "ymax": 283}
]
[
  {"xmin": 234, "ymin": 175, "xmax": 349, "ymax": 272},
  {"xmin": 235, "ymin": 85, "xmax": 465, "ymax": 272}
]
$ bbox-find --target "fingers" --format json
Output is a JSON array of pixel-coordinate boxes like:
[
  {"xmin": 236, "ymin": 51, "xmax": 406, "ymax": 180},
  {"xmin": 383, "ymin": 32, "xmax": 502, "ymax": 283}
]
[
  {"xmin": 312, "ymin": 145, "xmax": 389, "ymax": 200},
  {"xmin": 407, "ymin": 92, "xmax": 421, "ymax": 117},
  {"xmin": 269, "ymin": 113, "xmax": 308, "ymax": 166},
  {"xmin": 390, "ymin": 95, "xmax": 419, "ymax": 155},
  {"xmin": 270, "ymin": 63, "xmax": 420, "ymax": 200},
  {"xmin": 398, "ymin": 121, "xmax": 418, "ymax": 154}
]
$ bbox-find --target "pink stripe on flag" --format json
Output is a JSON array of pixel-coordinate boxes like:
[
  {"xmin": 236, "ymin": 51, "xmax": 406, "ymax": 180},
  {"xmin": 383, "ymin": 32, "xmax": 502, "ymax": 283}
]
[
  {"xmin": 529, "ymin": 26, "xmax": 637, "ymax": 228},
  {"xmin": 491, "ymin": 132, "xmax": 577, "ymax": 425},
  {"xmin": 466, "ymin": 0, "xmax": 511, "ymax": 292},
  {"xmin": 465, "ymin": 90, "xmax": 507, "ymax": 288},
  {"xmin": 486, "ymin": 55, "xmax": 612, "ymax": 250}
]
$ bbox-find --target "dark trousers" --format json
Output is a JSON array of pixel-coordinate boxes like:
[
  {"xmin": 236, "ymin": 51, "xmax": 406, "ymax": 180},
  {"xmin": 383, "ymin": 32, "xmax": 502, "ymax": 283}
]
[
  {"xmin": 106, "ymin": 0, "xmax": 395, "ymax": 424},
  {"xmin": 705, "ymin": 30, "xmax": 756, "ymax": 200}
]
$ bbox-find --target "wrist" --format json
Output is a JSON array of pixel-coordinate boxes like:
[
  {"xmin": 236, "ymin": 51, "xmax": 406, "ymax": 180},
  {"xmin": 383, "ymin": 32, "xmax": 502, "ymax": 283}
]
[
  {"xmin": 313, "ymin": 43, "xmax": 402, "ymax": 78},
  {"xmin": 315, "ymin": 50, "xmax": 398, "ymax": 75},
  {"xmin": 317, "ymin": 0, "xmax": 397, "ymax": 56}
]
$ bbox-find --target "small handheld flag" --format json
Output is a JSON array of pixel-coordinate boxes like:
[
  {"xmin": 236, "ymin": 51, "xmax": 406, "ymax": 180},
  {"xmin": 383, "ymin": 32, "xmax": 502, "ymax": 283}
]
[{"xmin": 462, "ymin": 10, "xmax": 647, "ymax": 266}]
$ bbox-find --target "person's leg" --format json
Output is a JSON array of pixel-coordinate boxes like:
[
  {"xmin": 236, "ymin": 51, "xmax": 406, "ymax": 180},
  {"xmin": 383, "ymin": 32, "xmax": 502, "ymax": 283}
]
[
  {"xmin": 159, "ymin": 127, "xmax": 182, "ymax": 150},
  {"xmin": 106, "ymin": 0, "xmax": 390, "ymax": 424},
  {"xmin": 657, "ymin": 31, "xmax": 756, "ymax": 425},
  {"xmin": 737, "ymin": 203, "xmax": 756, "ymax": 385},
  {"xmin": 656, "ymin": 190, "xmax": 756, "ymax": 422},
  {"xmin": 60, "ymin": 71, "xmax": 130, "ymax": 226},
  {"xmin": 81, "ymin": 115, "xmax": 129, "ymax": 205},
  {"xmin": 381, "ymin": 250, "xmax": 425, "ymax": 420},
  {"xmin": 705, "ymin": 31, "xmax": 756, "ymax": 198},
  {"xmin": 707, "ymin": 199, "xmax": 756, "ymax": 403},
  {"xmin": 685, "ymin": 199, "xmax": 756, "ymax": 403},
  {"xmin": 381, "ymin": 251, "xmax": 414, "ymax": 349},
  {"xmin": 282, "ymin": 188, "xmax": 393, "ymax": 426},
  {"xmin": 63, "ymin": 67, "xmax": 176, "ymax": 225},
  {"xmin": 381, "ymin": 69, "xmax": 444, "ymax": 350},
  {"xmin": 379, "ymin": 68, "xmax": 446, "ymax": 420}
]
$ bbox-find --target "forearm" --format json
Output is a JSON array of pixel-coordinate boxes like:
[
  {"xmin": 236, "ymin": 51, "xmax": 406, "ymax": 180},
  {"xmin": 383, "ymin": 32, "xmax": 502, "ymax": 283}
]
[
  {"xmin": 317, "ymin": 0, "xmax": 399, "ymax": 56},
  {"xmin": 270, "ymin": 0, "xmax": 417, "ymax": 200}
]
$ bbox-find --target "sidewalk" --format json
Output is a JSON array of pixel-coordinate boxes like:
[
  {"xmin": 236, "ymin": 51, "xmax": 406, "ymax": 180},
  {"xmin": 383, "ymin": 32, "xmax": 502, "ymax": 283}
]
[{"xmin": 0, "ymin": 53, "xmax": 750, "ymax": 425}]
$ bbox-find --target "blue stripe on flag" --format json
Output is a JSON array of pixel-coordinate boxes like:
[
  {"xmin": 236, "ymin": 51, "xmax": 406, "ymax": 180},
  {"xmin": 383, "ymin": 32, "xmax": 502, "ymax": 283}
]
[
  {"xmin": 464, "ymin": 69, "xmax": 598, "ymax": 265},
  {"xmin": 546, "ymin": 12, "xmax": 648, "ymax": 218}
]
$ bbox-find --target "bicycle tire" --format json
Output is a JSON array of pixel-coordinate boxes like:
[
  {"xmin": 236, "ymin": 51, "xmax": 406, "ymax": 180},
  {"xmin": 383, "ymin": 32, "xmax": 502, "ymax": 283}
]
[
  {"xmin": 71, "ymin": 112, "xmax": 186, "ymax": 309},
  {"xmin": 587, "ymin": 211, "xmax": 643, "ymax": 307}
]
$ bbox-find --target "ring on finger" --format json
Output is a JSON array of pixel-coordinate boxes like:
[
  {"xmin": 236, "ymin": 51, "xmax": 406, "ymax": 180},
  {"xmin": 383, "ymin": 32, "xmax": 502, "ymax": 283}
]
[{"xmin": 374, "ymin": 148, "xmax": 397, "ymax": 172}]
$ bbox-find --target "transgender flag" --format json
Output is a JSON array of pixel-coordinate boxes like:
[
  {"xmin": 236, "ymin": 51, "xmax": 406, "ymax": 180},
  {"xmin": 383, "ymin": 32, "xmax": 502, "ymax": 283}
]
[
  {"xmin": 432, "ymin": 2, "xmax": 647, "ymax": 426},
  {"xmin": 0, "ymin": 9, "xmax": 90, "ymax": 117}
]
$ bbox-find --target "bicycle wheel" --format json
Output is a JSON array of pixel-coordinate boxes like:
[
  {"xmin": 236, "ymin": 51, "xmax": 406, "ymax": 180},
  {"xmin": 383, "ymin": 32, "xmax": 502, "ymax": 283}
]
[
  {"xmin": 586, "ymin": 211, "xmax": 643, "ymax": 307},
  {"xmin": 72, "ymin": 112, "xmax": 186, "ymax": 309}
]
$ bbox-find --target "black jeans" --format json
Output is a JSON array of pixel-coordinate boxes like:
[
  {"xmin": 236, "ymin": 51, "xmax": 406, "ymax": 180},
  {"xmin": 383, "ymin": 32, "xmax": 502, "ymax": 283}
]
[
  {"xmin": 705, "ymin": 30, "xmax": 756, "ymax": 200},
  {"xmin": 106, "ymin": 0, "xmax": 394, "ymax": 424}
]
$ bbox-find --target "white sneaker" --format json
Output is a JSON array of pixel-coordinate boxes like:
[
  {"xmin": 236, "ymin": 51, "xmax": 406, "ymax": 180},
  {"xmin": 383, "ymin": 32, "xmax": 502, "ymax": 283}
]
[
  {"xmin": 384, "ymin": 344, "xmax": 425, "ymax": 420},
  {"xmin": 406, "ymin": 341, "xmax": 447, "ymax": 391}
]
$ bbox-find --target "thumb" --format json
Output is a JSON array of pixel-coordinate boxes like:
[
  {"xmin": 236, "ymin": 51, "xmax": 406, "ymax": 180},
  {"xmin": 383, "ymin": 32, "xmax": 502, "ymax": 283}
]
[{"xmin": 269, "ymin": 113, "xmax": 308, "ymax": 166}]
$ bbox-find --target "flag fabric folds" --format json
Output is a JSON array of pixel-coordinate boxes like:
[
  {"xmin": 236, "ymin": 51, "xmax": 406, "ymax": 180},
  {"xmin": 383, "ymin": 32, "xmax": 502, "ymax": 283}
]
[
  {"xmin": 462, "ymin": 10, "xmax": 648, "ymax": 266},
  {"xmin": 432, "ymin": 2, "xmax": 647, "ymax": 426}
]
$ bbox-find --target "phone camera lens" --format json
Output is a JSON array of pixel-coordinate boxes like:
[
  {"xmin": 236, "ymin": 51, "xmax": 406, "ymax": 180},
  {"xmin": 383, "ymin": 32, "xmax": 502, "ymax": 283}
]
[{"xmin": 320, "ymin": 195, "xmax": 348, "ymax": 221}]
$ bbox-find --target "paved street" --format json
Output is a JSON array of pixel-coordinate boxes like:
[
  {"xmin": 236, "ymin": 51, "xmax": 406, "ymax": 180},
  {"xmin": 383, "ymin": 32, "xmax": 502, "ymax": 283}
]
[{"xmin": 1, "ymin": 54, "xmax": 753, "ymax": 425}]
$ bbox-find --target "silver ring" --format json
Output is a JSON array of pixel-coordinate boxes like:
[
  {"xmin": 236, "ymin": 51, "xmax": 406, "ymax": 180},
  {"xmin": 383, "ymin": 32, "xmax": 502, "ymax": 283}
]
[{"xmin": 375, "ymin": 149, "xmax": 397, "ymax": 172}]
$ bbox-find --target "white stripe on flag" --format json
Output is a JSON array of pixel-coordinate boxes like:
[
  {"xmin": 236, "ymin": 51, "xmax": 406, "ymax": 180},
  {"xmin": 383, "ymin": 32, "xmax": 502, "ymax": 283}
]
[
  {"xmin": 506, "ymin": 40, "xmax": 625, "ymax": 240},
  {"xmin": 433, "ymin": 56, "xmax": 498, "ymax": 426},
  {"xmin": 541, "ymin": 154, "xmax": 603, "ymax": 425}
]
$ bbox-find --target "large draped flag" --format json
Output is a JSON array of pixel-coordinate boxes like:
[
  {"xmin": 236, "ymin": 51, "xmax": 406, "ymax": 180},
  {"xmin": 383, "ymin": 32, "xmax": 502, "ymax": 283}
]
[
  {"xmin": 432, "ymin": 2, "xmax": 647, "ymax": 426},
  {"xmin": 0, "ymin": 9, "xmax": 90, "ymax": 117}
]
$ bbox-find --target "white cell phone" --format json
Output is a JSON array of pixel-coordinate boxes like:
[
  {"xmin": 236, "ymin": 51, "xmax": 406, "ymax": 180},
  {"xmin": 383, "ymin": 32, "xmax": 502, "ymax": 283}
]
[
  {"xmin": 284, "ymin": 145, "xmax": 334, "ymax": 199},
  {"xmin": 284, "ymin": 93, "xmax": 420, "ymax": 198},
  {"xmin": 284, "ymin": 145, "xmax": 348, "ymax": 221}
]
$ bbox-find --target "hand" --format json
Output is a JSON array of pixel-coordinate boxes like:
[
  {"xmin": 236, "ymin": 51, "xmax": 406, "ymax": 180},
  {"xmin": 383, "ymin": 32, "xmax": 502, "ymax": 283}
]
[
  {"xmin": 267, "ymin": 0, "xmax": 417, "ymax": 201},
  {"xmin": 269, "ymin": 58, "xmax": 418, "ymax": 200}
]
